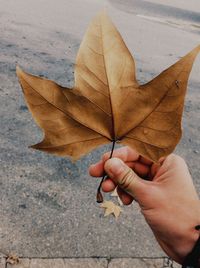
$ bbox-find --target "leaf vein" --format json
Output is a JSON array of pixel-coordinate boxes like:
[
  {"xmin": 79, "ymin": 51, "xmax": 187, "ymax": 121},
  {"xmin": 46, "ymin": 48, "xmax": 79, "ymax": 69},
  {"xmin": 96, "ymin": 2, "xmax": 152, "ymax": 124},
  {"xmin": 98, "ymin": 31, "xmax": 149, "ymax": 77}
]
[{"xmin": 21, "ymin": 77, "xmax": 110, "ymax": 139}]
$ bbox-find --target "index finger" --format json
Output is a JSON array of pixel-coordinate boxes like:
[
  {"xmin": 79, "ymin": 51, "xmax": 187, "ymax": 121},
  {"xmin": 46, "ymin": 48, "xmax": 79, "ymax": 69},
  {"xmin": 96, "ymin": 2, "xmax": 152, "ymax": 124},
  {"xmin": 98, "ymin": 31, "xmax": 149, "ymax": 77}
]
[
  {"xmin": 89, "ymin": 147, "xmax": 139, "ymax": 177},
  {"xmin": 89, "ymin": 160, "xmax": 104, "ymax": 177},
  {"xmin": 102, "ymin": 146, "xmax": 140, "ymax": 163}
]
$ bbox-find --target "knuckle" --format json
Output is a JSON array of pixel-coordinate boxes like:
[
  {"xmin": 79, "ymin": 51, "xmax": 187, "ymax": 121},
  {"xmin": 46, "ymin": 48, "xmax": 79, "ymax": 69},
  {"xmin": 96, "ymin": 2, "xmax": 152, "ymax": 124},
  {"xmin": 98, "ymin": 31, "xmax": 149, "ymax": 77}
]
[
  {"xmin": 119, "ymin": 168, "xmax": 135, "ymax": 191},
  {"xmin": 102, "ymin": 151, "xmax": 110, "ymax": 161}
]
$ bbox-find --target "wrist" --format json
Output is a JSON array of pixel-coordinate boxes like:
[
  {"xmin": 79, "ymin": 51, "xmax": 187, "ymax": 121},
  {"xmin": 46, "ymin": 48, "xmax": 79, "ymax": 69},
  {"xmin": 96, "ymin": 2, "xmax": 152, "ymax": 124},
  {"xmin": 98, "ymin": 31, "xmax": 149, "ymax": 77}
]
[
  {"xmin": 173, "ymin": 225, "xmax": 199, "ymax": 264},
  {"xmin": 182, "ymin": 232, "xmax": 200, "ymax": 267},
  {"xmin": 171, "ymin": 200, "xmax": 200, "ymax": 264},
  {"xmin": 152, "ymin": 200, "xmax": 200, "ymax": 264}
]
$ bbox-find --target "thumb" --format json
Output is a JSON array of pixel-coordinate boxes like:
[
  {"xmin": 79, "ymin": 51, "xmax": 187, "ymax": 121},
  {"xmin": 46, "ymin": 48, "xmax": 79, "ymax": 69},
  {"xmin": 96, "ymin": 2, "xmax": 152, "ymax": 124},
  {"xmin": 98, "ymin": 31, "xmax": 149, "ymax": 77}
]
[{"xmin": 104, "ymin": 158, "xmax": 149, "ymax": 200}]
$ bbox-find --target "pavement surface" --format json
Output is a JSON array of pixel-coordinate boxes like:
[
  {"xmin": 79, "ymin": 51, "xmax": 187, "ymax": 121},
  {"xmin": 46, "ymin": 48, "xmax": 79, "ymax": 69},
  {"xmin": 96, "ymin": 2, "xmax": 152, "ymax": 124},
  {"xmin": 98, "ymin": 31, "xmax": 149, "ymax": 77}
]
[
  {"xmin": 0, "ymin": 256, "xmax": 181, "ymax": 268},
  {"xmin": 0, "ymin": 0, "xmax": 200, "ymax": 266}
]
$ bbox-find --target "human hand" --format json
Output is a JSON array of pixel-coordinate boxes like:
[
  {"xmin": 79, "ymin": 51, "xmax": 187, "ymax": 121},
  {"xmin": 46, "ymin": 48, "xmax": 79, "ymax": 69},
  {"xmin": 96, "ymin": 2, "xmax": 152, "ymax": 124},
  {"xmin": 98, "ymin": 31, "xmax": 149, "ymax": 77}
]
[{"xmin": 89, "ymin": 146, "xmax": 200, "ymax": 264}]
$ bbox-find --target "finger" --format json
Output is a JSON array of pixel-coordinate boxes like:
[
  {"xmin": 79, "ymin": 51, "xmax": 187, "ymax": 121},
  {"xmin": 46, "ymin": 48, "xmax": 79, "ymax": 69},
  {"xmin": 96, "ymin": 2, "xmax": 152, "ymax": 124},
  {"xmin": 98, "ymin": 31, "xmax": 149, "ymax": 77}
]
[
  {"xmin": 104, "ymin": 158, "xmax": 150, "ymax": 199},
  {"xmin": 127, "ymin": 161, "xmax": 150, "ymax": 178},
  {"xmin": 89, "ymin": 160, "xmax": 104, "ymax": 177},
  {"xmin": 90, "ymin": 147, "xmax": 141, "ymax": 177},
  {"xmin": 102, "ymin": 146, "xmax": 140, "ymax": 163},
  {"xmin": 117, "ymin": 187, "xmax": 134, "ymax": 205},
  {"xmin": 159, "ymin": 157, "xmax": 166, "ymax": 165},
  {"xmin": 150, "ymin": 157, "xmax": 166, "ymax": 180},
  {"xmin": 89, "ymin": 159, "xmax": 150, "ymax": 179},
  {"xmin": 139, "ymin": 156, "xmax": 153, "ymax": 166},
  {"xmin": 151, "ymin": 163, "xmax": 161, "ymax": 178},
  {"xmin": 101, "ymin": 178, "xmax": 116, "ymax": 192}
]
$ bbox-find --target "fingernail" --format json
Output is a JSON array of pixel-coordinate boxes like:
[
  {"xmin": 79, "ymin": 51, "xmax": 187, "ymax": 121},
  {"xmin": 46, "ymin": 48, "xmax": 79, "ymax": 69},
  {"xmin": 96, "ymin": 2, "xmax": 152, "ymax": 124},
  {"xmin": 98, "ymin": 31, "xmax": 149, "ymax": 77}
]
[{"xmin": 106, "ymin": 158, "xmax": 125, "ymax": 178}]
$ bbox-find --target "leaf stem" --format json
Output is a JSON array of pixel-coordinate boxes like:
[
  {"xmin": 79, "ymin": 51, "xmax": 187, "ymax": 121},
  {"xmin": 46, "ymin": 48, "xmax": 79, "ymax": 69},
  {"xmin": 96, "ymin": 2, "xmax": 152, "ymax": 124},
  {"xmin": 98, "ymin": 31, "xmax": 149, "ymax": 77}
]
[{"xmin": 96, "ymin": 140, "xmax": 116, "ymax": 203}]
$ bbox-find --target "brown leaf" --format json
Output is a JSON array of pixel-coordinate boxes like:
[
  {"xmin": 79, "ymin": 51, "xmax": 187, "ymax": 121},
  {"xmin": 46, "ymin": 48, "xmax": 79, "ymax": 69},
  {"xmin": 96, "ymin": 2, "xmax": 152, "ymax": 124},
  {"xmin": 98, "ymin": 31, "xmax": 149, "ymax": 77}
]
[
  {"xmin": 100, "ymin": 201, "xmax": 122, "ymax": 218},
  {"xmin": 6, "ymin": 254, "xmax": 19, "ymax": 265},
  {"xmin": 16, "ymin": 12, "xmax": 200, "ymax": 162}
]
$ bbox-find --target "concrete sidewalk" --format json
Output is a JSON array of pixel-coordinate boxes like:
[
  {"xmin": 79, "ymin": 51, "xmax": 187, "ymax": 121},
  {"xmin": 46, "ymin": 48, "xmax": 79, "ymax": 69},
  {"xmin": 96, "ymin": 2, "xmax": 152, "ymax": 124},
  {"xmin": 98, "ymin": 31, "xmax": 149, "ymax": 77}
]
[{"xmin": 0, "ymin": 256, "xmax": 181, "ymax": 268}]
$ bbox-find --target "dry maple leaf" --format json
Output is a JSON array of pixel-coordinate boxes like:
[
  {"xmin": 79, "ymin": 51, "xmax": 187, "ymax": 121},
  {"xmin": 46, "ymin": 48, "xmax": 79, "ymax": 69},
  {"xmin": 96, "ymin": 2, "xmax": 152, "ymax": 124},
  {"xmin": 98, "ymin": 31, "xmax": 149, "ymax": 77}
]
[
  {"xmin": 16, "ymin": 12, "xmax": 200, "ymax": 163},
  {"xmin": 100, "ymin": 200, "xmax": 122, "ymax": 218},
  {"xmin": 6, "ymin": 254, "xmax": 20, "ymax": 265}
]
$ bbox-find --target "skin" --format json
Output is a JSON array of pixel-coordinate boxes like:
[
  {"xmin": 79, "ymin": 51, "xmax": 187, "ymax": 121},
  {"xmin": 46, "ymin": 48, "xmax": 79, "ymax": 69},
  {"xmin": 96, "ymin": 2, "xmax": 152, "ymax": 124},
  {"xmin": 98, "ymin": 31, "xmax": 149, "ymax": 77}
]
[{"xmin": 89, "ymin": 146, "xmax": 200, "ymax": 264}]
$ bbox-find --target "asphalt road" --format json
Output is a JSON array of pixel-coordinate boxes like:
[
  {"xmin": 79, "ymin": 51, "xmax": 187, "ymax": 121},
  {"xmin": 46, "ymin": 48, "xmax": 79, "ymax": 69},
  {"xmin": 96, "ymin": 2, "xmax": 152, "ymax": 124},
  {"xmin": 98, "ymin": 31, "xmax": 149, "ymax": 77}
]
[{"xmin": 109, "ymin": 0, "xmax": 200, "ymax": 24}]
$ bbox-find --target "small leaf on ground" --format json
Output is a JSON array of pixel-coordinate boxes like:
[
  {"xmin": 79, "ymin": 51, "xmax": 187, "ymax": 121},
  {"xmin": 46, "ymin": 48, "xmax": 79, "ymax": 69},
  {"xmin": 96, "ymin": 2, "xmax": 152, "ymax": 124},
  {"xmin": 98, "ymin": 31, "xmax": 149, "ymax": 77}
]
[
  {"xmin": 100, "ymin": 201, "xmax": 122, "ymax": 218},
  {"xmin": 6, "ymin": 254, "xmax": 19, "ymax": 265}
]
